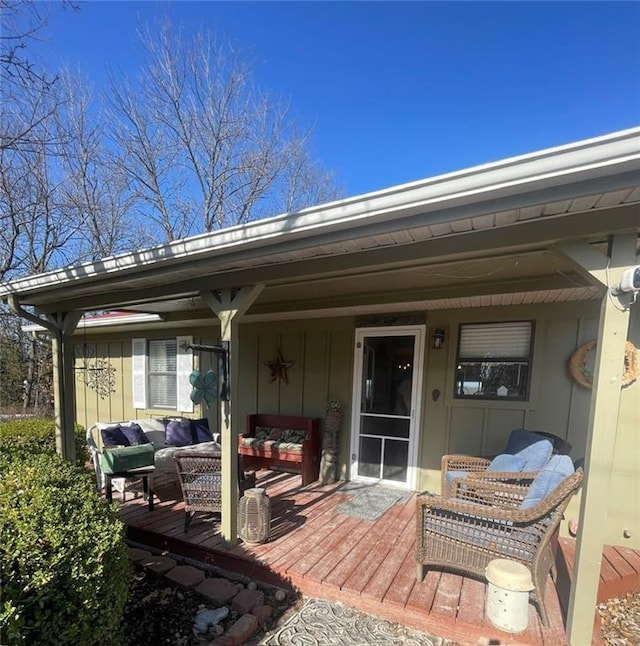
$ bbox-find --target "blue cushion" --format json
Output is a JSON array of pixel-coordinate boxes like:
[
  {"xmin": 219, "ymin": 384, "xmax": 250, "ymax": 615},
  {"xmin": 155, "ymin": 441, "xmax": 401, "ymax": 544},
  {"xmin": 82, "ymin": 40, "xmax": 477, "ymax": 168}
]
[
  {"xmin": 100, "ymin": 425, "xmax": 130, "ymax": 447},
  {"xmin": 520, "ymin": 455, "xmax": 575, "ymax": 509},
  {"xmin": 445, "ymin": 469, "xmax": 468, "ymax": 484},
  {"xmin": 506, "ymin": 429, "xmax": 544, "ymax": 454},
  {"xmin": 120, "ymin": 423, "xmax": 150, "ymax": 446},
  {"xmin": 486, "ymin": 453, "xmax": 526, "ymax": 472},
  {"xmin": 191, "ymin": 418, "xmax": 213, "ymax": 444},
  {"xmin": 165, "ymin": 419, "xmax": 195, "ymax": 447},
  {"xmin": 514, "ymin": 439, "xmax": 553, "ymax": 471}
]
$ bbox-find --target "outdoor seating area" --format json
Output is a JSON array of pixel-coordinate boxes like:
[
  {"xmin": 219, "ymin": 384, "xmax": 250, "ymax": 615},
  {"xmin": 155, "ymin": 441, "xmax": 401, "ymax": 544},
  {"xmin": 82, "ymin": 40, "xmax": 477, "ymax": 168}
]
[
  {"xmin": 86, "ymin": 417, "xmax": 219, "ymax": 496},
  {"xmin": 115, "ymin": 470, "xmax": 576, "ymax": 646}
]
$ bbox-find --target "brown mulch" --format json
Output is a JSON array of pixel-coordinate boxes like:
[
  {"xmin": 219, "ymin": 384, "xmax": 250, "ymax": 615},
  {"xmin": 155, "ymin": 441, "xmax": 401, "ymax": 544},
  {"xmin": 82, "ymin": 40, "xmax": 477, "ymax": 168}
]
[{"xmin": 598, "ymin": 592, "xmax": 640, "ymax": 646}]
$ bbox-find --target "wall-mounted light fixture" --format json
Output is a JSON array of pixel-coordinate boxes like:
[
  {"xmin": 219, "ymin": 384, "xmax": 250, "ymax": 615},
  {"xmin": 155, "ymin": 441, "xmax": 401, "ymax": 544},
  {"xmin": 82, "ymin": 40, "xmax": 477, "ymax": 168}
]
[{"xmin": 432, "ymin": 328, "xmax": 445, "ymax": 349}]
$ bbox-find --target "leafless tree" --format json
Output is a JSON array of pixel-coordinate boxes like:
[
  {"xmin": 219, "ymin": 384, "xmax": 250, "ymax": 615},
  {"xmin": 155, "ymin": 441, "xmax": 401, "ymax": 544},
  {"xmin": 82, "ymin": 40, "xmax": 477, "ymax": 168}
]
[{"xmin": 109, "ymin": 22, "xmax": 340, "ymax": 241}]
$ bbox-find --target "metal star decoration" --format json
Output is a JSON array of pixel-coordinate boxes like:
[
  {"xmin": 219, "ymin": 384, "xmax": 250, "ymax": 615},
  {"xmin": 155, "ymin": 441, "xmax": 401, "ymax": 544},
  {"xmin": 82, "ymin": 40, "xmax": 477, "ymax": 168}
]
[{"xmin": 264, "ymin": 350, "xmax": 295, "ymax": 384}]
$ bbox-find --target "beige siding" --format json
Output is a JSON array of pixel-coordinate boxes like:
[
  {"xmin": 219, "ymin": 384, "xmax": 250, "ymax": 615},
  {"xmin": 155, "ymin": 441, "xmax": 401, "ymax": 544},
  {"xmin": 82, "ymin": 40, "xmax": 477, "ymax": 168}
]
[
  {"xmin": 238, "ymin": 318, "xmax": 354, "ymax": 423},
  {"xmin": 73, "ymin": 302, "xmax": 639, "ymax": 548}
]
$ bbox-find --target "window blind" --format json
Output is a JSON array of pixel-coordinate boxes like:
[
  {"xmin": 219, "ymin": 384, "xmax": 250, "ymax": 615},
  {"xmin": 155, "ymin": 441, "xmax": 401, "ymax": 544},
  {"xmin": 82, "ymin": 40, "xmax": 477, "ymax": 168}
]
[{"xmin": 459, "ymin": 322, "xmax": 532, "ymax": 359}]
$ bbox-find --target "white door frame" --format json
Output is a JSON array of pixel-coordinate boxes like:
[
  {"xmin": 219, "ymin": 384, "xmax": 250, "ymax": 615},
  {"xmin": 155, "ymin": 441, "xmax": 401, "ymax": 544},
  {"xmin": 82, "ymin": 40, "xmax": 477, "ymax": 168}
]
[{"xmin": 349, "ymin": 325, "xmax": 425, "ymax": 490}]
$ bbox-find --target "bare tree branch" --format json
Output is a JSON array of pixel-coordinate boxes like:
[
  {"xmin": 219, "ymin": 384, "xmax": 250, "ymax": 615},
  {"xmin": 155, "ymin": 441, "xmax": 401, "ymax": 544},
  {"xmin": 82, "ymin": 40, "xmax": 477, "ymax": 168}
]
[{"xmin": 109, "ymin": 21, "xmax": 340, "ymax": 241}]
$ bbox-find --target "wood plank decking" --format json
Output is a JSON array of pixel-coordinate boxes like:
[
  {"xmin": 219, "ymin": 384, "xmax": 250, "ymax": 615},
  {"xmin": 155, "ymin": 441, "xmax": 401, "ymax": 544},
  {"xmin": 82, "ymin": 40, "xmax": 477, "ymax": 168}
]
[{"xmin": 118, "ymin": 471, "xmax": 572, "ymax": 646}]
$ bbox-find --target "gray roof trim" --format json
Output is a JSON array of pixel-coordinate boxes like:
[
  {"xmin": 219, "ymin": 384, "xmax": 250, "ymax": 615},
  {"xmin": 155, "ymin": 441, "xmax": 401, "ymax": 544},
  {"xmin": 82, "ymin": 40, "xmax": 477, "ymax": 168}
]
[{"xmin": 1, "ymin": 127, "xmax": 639, "ymax": 298}]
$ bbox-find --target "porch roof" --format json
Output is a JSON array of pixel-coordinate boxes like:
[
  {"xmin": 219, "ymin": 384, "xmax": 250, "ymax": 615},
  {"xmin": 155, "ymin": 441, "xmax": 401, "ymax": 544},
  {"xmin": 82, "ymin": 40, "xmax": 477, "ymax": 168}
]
[{"xmin": 1, "ymin": 127, "xmax": 639, "ymax": 317}]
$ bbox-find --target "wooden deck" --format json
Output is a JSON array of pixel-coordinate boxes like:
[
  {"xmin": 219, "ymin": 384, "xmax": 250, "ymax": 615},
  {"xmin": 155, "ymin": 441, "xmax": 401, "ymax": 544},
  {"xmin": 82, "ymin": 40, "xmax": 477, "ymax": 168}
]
[{"xmin": 118, "ymin": 470, "xmax": 573, "ymax": 646}]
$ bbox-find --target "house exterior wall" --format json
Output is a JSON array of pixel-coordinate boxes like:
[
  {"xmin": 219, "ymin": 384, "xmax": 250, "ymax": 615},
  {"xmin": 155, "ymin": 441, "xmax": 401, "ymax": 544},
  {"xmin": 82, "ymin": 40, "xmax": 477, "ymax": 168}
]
[
  {"xmin": 74, "ymin": 301, "xmax": 639, "ymax": 548},
  {"xmin": 74, "ymin": 327, "xmax": 221, "ymax": 431}
]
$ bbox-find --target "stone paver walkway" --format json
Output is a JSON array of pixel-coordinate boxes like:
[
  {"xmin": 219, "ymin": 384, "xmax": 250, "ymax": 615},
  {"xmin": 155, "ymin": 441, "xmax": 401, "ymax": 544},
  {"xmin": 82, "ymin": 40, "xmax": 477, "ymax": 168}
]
[{"xmin": 260, "ymin": 597, "xmax": 457, "ymax": 646}]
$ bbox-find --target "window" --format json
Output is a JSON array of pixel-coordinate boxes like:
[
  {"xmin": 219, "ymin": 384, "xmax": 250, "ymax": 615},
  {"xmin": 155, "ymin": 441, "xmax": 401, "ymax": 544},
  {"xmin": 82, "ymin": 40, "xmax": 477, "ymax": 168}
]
[
  {"xmin": 454, "ymin": 321, "xmax": 534, "ymax": 400},
  {"xmin": 148, "ymin": 339, "xmax": 177, "ymax": 408},
  {"xmin": 132, "ymin": 336, "xmax": 193, "ymax": 411}
]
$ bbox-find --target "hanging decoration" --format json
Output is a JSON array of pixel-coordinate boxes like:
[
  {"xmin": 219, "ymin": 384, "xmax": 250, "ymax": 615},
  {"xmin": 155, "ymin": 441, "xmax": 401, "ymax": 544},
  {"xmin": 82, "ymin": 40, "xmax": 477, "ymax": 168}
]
[
  {"xmin": 74, "ymin": 343, "xmax": 116, "ymax": 399},
  {"xmin": 568, "ymin": 339, "xmax": 638, "ymax": 389},
  {"xmin": 264, "ymin": 349, "xmax": 295, "ymax": 384},
  {"xmin": 189, "ymin": 369, "xmax": 217, "ymax": 410},
  {"xmin": 180, "ymin": 341, "xmax": 230, "ymax": 401}
]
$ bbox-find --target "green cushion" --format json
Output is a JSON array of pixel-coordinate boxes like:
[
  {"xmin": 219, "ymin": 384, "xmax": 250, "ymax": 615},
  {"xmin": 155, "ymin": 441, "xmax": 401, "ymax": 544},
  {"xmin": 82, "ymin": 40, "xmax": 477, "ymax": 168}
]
[{"xmin": 100, "ymin": 444, "xmax": 155, "ymax": 474}]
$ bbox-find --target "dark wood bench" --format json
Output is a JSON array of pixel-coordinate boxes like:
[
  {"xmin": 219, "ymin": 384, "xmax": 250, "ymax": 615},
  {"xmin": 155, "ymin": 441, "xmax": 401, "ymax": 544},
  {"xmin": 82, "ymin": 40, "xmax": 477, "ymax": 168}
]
[{"xmin": 238, "ymin": 414, "xmax": 321, "ymax": 486}]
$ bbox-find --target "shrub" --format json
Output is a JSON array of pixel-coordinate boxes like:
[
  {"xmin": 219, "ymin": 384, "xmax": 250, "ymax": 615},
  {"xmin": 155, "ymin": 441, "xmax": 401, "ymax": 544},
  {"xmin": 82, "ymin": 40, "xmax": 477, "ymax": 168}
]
[
  {"xmin": 0, "ymin": 419, "xmax": 86, "ymax": 470},
  {"xmin": 0, "ymin": 453, "xmax": 131, "ymax": 645}
]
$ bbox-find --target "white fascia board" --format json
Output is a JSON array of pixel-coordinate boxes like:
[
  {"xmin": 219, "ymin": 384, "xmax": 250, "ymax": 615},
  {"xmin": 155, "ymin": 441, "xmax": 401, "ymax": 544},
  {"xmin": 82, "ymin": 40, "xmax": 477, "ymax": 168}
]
[
  {"xmin": 2, "ymin": 127, "xmax": 639, "ymax": 298},
  {"xmin": 21, "ymin": 312, "xmax": 164, "ymax": 333}
]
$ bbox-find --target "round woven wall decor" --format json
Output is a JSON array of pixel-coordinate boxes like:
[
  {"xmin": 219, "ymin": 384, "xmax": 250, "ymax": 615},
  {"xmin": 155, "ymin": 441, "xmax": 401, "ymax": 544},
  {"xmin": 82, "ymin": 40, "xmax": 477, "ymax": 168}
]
[{"xmin": 568, "ymin": 339, "xmax": 638, "ymax": 389}]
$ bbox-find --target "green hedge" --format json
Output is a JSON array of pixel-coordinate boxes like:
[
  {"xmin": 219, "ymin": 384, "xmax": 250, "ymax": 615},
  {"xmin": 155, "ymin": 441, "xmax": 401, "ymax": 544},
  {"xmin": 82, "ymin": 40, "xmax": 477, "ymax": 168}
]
[
  {"xmin": 0, "ymin": 453, "xmax": 131, "ymax": 645},
  {"xmin": 0, "ymin": 419, "xmax": 86, "ymax": 470}
]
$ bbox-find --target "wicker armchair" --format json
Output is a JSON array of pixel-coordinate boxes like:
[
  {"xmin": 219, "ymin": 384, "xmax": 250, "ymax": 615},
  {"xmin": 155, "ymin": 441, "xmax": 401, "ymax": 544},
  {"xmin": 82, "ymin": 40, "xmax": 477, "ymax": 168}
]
[
  {"xmin": 175, "ymin": 451, "xmax": 257, "ymax": 533},
  {"xmin": 441, "ymin": 454, "xmax": 542, "ymax": 498},
  {"xmin": 416, "ymin": 468, "xmax": 583, "ymax": 626},
  {"xmin": 441, "ymin": 429, "xmax": 572, "ymax": 497}
]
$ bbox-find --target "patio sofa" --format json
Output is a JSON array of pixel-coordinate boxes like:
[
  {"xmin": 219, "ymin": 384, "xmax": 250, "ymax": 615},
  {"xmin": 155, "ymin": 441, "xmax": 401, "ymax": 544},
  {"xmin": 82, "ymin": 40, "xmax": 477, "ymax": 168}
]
[
  {"xmin": 238, "ymin": 414, "xmax": 321, "ymax": 486},
  {"xmin": 87, "ymin": 417, "xmax": 219, "ymax": 496}
]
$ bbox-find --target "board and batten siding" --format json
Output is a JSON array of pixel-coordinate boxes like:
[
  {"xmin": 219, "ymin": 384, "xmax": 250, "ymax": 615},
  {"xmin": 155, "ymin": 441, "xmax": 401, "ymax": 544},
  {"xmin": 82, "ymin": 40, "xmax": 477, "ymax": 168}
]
[
  {"xmin": 417, "ymin": 300, "xmax": 639, "ymax": 547},
  {"xmin": 72, "ymin": 302, "xmax": 638, "ymax": 547}
]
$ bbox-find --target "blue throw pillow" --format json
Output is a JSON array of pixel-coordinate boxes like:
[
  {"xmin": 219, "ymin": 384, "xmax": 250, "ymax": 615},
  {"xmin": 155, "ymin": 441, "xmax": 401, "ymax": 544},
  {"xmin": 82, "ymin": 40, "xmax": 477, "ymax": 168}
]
[
  {"xmin": 514, "ymin": 439, "xmax": 553, "ymax": 471},
  {"xmin": 100, "ymin": 424, "xmax": 130, "ymax": 448},
  {"xmin": 506, "ymin": 428, "xmax": 543, "ymax": 454},
  {"xmin": 520, "ymin": 455, "xmax": 575, "ymax": 509},
  {"xmin": 165, "ymin": 419, "xmax": 195, "ymax": 447},
  {"xmin": 486, "ymin": 453, "xmax": 526, "ymax": 472},
  {"xmin": 191, "ymin": 418, "xmax": 213, "ymax": 444},
  {"xmin": 120, "ymin": 423, "xmax": 150, "ymax": 446}
]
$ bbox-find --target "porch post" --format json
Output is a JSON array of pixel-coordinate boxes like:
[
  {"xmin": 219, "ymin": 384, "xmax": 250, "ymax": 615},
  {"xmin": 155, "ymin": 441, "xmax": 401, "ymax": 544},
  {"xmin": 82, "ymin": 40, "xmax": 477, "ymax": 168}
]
[
  {"xmin": 7, "ymin": 295, "xmax": 81, "ymax": 462},
  {"xmin": 559, "ymin": 234, "xmax": 636, "ymax": 646},
  {"xmin": 48, "ymin": 312, "xmax": 82, "ymax": 461},
  {"xmin": 201, "ymin": 285, "xmax": 264, "ymax": 545}
]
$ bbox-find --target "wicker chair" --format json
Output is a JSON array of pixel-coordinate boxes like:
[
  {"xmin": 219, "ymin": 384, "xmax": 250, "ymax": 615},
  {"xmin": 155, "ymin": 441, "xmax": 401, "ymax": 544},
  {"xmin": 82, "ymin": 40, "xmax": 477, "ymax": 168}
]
[
  {"xmin": 416, "ymin": 468, "xmax": 583, "ymax": 626},
  {"xmin": 175, "ymin": 451, "xmax": 257, "ymax": 533},
  {"xmin": 441, "ymin": 429, "xmax": 572, "ymax": 497}
]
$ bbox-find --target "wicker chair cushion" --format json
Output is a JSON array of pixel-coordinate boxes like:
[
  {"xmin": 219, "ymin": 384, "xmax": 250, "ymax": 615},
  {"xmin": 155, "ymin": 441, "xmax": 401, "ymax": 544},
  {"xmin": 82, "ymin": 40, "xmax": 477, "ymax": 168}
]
[
  {"xmin": 520, "ymin": 455, "xmax": 575, "ymax": 509},
  {"xmin": 512, "ymin": 439, "xmax": 553, "ymax": 471},
  {"xmin": 506, "ymin": 430, "xmax": 554, "ymax": 469},
  {"xmin": 507, "ymin": 428, "xmax": 572, "ymax": 455},
  {"xmin": 445, "ymin": 469, "xmax": 469, "ymax": 486},
  {"xmin": 486, "ymin": 453, "xmax": 526, "ymax": 472}
]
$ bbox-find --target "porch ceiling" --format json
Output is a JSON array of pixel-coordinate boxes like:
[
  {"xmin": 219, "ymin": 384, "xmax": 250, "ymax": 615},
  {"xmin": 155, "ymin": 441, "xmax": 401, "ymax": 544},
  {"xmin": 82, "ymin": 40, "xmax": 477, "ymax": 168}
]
[{"xmin": 115, "ymin": 248, "xmax": 602, "ymax": 323}]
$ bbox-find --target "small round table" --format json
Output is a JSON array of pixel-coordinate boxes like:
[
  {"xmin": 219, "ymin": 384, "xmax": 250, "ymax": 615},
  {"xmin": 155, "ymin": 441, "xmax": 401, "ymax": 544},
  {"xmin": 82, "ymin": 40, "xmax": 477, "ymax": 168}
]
[{"xmin": 105, "ymin": 466, "xmax": 156, "ymax": 511}]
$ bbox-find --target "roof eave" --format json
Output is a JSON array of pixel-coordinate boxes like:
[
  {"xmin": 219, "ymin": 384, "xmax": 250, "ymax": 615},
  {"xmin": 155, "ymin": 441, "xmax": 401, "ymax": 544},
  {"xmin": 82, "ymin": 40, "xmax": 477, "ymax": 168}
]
[{"xmin": 1, "ymin": 127, "xmax": 639, "ymax": 299}]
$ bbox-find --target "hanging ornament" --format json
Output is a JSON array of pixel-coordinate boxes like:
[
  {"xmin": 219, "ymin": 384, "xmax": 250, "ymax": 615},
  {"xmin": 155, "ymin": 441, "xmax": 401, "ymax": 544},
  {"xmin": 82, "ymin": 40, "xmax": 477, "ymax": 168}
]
[{"xmin": 189, "ymin": 369, "xmax": 217, "ymax": 409}]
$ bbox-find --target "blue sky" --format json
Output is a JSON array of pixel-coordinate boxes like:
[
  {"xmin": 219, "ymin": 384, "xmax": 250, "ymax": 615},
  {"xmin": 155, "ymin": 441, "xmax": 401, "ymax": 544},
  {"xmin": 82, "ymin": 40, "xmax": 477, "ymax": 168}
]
[{"xmin": 29, "ymin": 1, "xmax": 640, "ymax": 197}]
